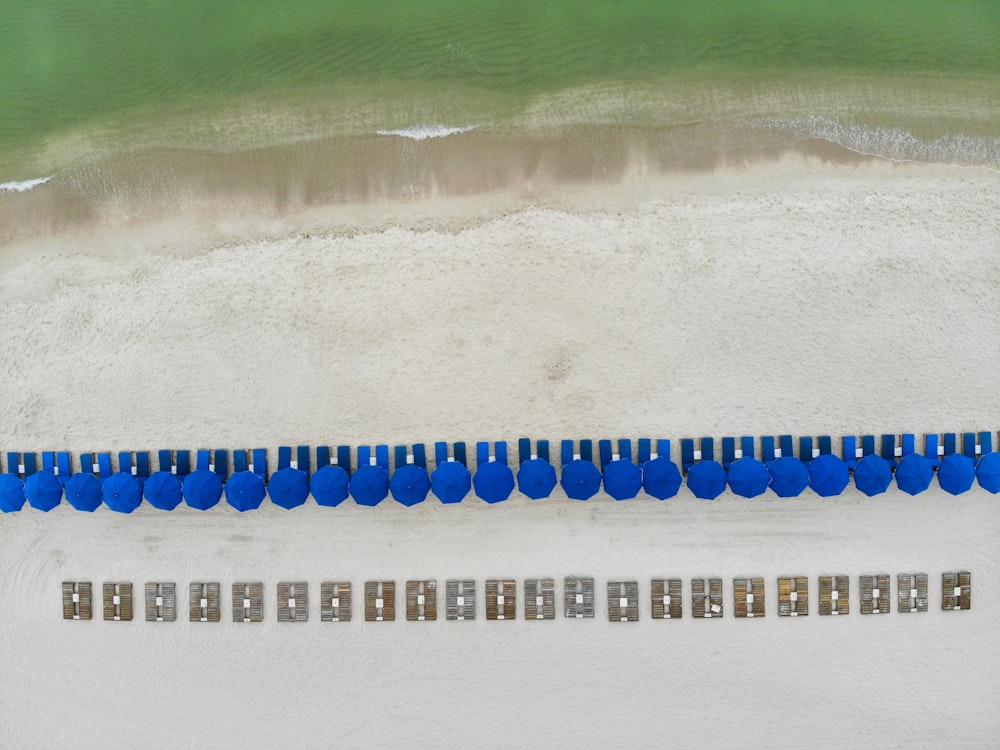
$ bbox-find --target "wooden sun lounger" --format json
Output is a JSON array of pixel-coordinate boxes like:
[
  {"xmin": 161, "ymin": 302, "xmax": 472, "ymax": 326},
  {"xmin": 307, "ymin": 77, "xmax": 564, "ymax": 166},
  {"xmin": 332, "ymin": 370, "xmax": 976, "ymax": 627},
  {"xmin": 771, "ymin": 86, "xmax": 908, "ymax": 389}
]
[
  {"xmin": 364, "ymin": 581, "xmax": 396, "ymax": 622},
  {"xmin": 692, "ymin": 578, "xmax": 723, "ymax": 618},
  {"xmin": 485, "ymin": 579, "xmax": 516, "ymax": 620},
  {"xmin": 321, "ymin": 581, "xmax": 352, "ymax": 622},
  {"xmin": 651, "ymin": 578, "xmax": 683, "ymax": 619},
  {"xmin": 777, "ymin": 576, "xmax": 808, "ymax": 617},
  {"xmin": 62, "ymin": 581, "xmax": 92, "ymax": 620},
  {"xmin": 189, "ymin": 582, "xmax": 221, "ymax": 622},
  {"xmin": 445, "ymin": 580, "xmax": 476, "ymax": 621},
  {"xmin": 232, "ymin": 582, "xmax": 264, "ymax": 623},
  {"xmin": 897, "ymin": 573, "xmax": 928, "ymax": 613},
  {"xmin": 818, "ymin": 576, "xmax": 850, "ymax": 616},
  {"xmin": 145, "ymin": 582, "xmax": 176, "ymax": 622},
  {"xmin": 859, "ymin": 574, "xmax": 891, "ymax": 615},
  {"xmin": 523, "ymin": 578, "xmax": 555, "ymax": 620},
  {"xmin": 607, "ymin": 580, "xmax": 639, "ymax": 622},
  {"xmin": 564, "ymin": 576, "xmax": 595, "ymax": 619},
  {"xmin": 941, "ymin": 571, "xmax": 972, "ymax": 611},
  {"xmin": 405, "ymin": 580, "xmax": 437, "ymax": 621},
  {"xmin": 103, "ymin": 582, "xmax": 133, "ymax": 621},
  {"xmin": 277, "ymin": 582, "xmax": 308, "ymax": 622},
  {"xmin": 733, "ymin": 577, "xmax": 765, "ymax": 618}
]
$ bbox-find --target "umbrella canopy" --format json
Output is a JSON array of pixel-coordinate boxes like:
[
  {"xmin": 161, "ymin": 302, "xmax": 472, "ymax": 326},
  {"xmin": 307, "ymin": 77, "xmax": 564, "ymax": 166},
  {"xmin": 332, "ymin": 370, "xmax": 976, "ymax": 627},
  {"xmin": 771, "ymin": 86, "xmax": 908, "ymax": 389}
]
[
  {"xmin": 641, "ymin": 457, "xmax": 682, "ymax": 500},
  {"xmin": 268, "ymin": 467, "xmax": 310, "ymax": 509},
  {"xmin": 938, "ymin": 453, "xmax": 975, "ymax": 495},
  {"xmin": 310, "ymin": 465, "xmax": 350, "ymax": 507},
  {"xmin": 350, "ymin": 464, "xmax": 389, "ymax": 506},
  {"xmin": 560, "ymin": 460, "xmax": 602, "ymax": 501},
  {"xmin": 602, "ymin": 460, "xmax": 643, "ymax": 501},
  {"xmin": 64, "ymin": 473, "xmax": 103, "ymax": 512},
  {"xmin": 225, "ymin": 470, "xmax": 266, "ymax": 512},
  {"xmin": 183, "ymin": 469, "xmax": 223, "ymax": 510},
  {"xmin": 0, "ymin": 474, "xmax": 26, "ymax": 513},
  {"xmin": 25, "ymin": 470, "xmax": 62, "ymax": 512},
  {"xmin": 807, "ymin": 454, "xmax": 849, "ymax": 497},
  {"xmin": 431, "ymin": 461, "xmax": 471, "ymax": 504},
  {"xmin": 976, "ymin": 452, "xmax": 1000, "ymax": 494},
  {"xmin": 894, "ymin": 453, "xmax": 934, "ymax": 496},
  {"xmin": 767, "ymin": 456, "xmax": 808, "ymax": 498},
  {"xmin": 853, "ymin": 454, "xmax": 893, "ymax": 497},
  {"xmin": 474, "ymin": 461, "xmax": 515, "ymax": 504},
  {"xmin": 144, "ymin": 471, "xmax": 183, "ymax": 510},
  {"xmin": 102, "ymin": 472, "xmax": 143, "ymax": 514},
  {"xmin": 687, "ymin": 461, "xmax": 727, "ymax": 500},
  {"xmin": 517, "ymin": 458, "xmax": 557, "ymax": 500},
  {"xmin": 389, "ymin": 465, "xmax": 431, "ymax": 507},
  {"xmin": 727, "ymin": 458, "xmax": 770, "ymax": 498}
]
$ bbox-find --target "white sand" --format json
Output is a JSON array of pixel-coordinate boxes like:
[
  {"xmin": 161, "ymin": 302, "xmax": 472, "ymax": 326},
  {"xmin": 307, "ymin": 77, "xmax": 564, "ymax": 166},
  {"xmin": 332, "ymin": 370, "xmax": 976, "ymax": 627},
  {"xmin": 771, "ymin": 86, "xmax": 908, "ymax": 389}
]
[{"xmin": 1, "ymin": 157, "xmax": 999, "ymax": 748}]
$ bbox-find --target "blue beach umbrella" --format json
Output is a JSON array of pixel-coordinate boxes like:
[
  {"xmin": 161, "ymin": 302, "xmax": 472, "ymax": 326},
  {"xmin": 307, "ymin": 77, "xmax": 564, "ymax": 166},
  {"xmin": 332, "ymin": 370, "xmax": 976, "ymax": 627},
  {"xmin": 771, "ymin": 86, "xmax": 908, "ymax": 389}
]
[
  {"xmin": 938, "ymin": 453, "xmax": 975, "ymax": 495},
  {"xmin": 807, "ymin": 454, "xmax": 849, "ymax": 497},
  {"xmin": 225, "ymin": 470, "xmax": 266, "ymax": 512},
  {"xmin": 767, "ymin": 456, "xmax": 808, "ymax": 498},
  {"xmin": 431, "ymin": 461, "xmax": 471, "ymax": 504},
  {"xmin": 641, "ymin": 457, "xmax": 682, "ymax": 500},
  {"xmin": 389, "ymin": 464, "xmax": 431, "ymax": 507},
  {"xmin": 976, "ymin": 452, "xmax": 1000, "ymax": 494},
  {"xmin": 268, "ymin": 467, "xmax": 310, "ymax": 509},
  {"xmin": 144, "ymin": 471, "xmax": 183, "ymax": 510},
  {"xmin": 894, "ymin": 453, "xmax": 934, "ymax": 496},
  {"xmin": 474, "ymin": 461, "xmax": 515, "ymax": 504},
  {"xmin": 727, "ymin": 458, "xmax": 770, "ymax": 498},
  {"xmin": 310, "ymin": 465, "xmax": 350, "ymax": 507},
  {"xmin": 517, "ymin": 458, "xmax": 557, "ymax": 500},
  {"xmin": 65, "ymin": 473, "xmax": 103, "ymax": 512},
  {"xmin": 602, "ymin": 459, "xmax": 643, "ymax": 501},
  {"xmin": 0, "ymin": 474, "xmax": 26, "ymax": 513},
  {"xmin": 687, "ymin": 460, "xmax": 727, "ymax": 500},
  {"xmin": 560, "ymin": 460, "xmax": 602, "ymax": 501},
  {"xmin": 350, "ymin": 463, "xmax": 389, "ymax": 506},
  {"xmin": 25, "ymin": 470, "xmax": 62, "ymax": 512},
  {"xmin": 853, "ymin": 455, "xmax": 893, "ymax": 497},
  {"xmin": 102, "ymin": 472, "xmax": 142, "ymax": 514},
  {"xmin": 183, "ymin": 469, "xmax": 223, "ymax": 510}
]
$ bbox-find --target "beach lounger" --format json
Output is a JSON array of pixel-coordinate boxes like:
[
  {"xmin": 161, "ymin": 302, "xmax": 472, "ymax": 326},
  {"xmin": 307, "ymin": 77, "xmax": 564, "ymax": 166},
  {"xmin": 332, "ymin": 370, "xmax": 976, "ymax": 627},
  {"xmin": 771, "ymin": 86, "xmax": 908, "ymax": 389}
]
[
  {"xmin": 563, "ymin": 577, "xmax": 595, "ymax": 619},
  {"xmin": 405, "ymin": 580, "xmax": 437, "ymax": 621},
  {"xmin": 607, "ymin": 580, "xmax": 639, "ymax": 622},
  {"xmin": 523, "ymin": 578, "xmax": 555, "ymax": 620},
  {"xmin": 364, "ymin": 581, "xmax": 396, "ymax": 622},
  {"xmin": 777, "ymin": 576, "xmax": 809, "ymax": 617},
  {"xmin": 941, "ymin": 571, "xmax": 971, "ymax": 611},
  {"xmin": 485, "ymin": 579, "xmax": 516, "ymax": 620},
  {"xmin": 145, "ymin": 582, "xmax": 176, "ymax": 622},
  {"xmin": 277, "ymin": 582, "xmax": 308, "ymax": 623},
  {"xmin": 189, "ymin": 582, "xmax": 221, "ymax": 622},
  {"xmin": 691, "ymin": 578, "xmax": 724, "ymax": 618},
  {"xmin": 62, "ymin": 581, "xmax": 92, "ymax": 620},
  {"xmin": 818, "ymin": 576, "xmax": 850, "ymax": 616},
  {"xmin": 445, "ymin": 580, "xmax": 476, "ymax": 621},
  {"xmin": 734, "ymin": 577, "xmax": 765, "ymax": 618},
  {"xmin": 321, "ymin": 582, "xmax": 352, "ymax": 622},
  {"xmin": 651, "ymin": 579, "xmax": 683, "ymax": 619},
  {"xmin": 103, "ymin": 582, "xmax": 133, "ymax": 621},
  {"xmin": 897, "ymin": 573, "xmax": 928, "ymax": 613},
  {"xmin": 233, "ymin": 582, "xmax": 264, "ymax": 623},
  {"xmin": 859, "ymin": 574, "xmax": 890, "ymax": 615}
]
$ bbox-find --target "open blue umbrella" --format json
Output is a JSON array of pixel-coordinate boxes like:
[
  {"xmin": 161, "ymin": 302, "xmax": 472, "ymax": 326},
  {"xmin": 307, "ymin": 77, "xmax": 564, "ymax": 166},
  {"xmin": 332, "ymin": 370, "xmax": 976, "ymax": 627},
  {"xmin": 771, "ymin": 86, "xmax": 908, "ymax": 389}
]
[
  {"xmin": 894, "ymin": 453, "xmax": 933, "ymax": 496},
  {"xmin": 103, "ymin": 472, "xmax": 142, "ymax": 513},
  {"xmin": 641, "ymin": 457, "xmax": 682, "ymax": 500},
  {"xmin": 474, "ymin": 461, "xmax": 515, "ymax": 504},
  {"xmin": 64, "ymin": 473, "xmax": 102, "ymax": 512},
  {"xmin": 0, "ymin": 474, "xmax": 25, "ymax": 513},
  {"xmin": 938, "ymin": 453, "xmax": 975, "ymax": 495},
  {"xmin": 976, "ymin": 452, "xmax": 1000, "ymax": 494},
  {"xmin": 687, "ymin": 461, "xmax": 726, "ymax": 500},
  {"xmin": 350, "ymin": 463, "xmax": 389, "ymax": 506},
  {"xmin": 389, "ymin": 464, "xmax": 431, "ymax": 507},
  {"xmin": 727, "ymin": 458, "xmax": 770, "ymax": 498},
  {"xmin": 853, "ymin": 454, "xmax": 893, "ymax": 497},
  {"xmin": 807, "ymin": 454, "xmax": 849, "ymax": 497},
  {"xmin": 767, "ymin": 456, "xmax": 808, "ymax": 497},
  {"xmin": 25, "ymin": 470, "xmax": 62, "ymax": 512},
  {"xmin": 268, "ymin": 467, "xmax": 310, "ymax": 509},
  {"xmin": 310, "ymin": 465, "xmax": 350, "ymax": 507},
  {"xmin": 225, "ymin": 470, "xmax": 266, "ymax": 512},
  {"xmin": 144, "ymin": 471, "xmax": 183, "ymax": 510},
  {"xmin": 517, "ymin": 458, "xmax": 557, "ymax": 500},
  {"xmin": 183, "ymin": 469, "xmax": 223, "ymax": 510},
  {"xmin": 560, "ymin": 459, "xmax": 602, "ymax": 500},
  {"xmin": 603, "ymin": 460, "xmax": 643, "ymax": 501},
  {"xmin": 431, "ymin": 461, "xmax": 471, "ymax": 504}
]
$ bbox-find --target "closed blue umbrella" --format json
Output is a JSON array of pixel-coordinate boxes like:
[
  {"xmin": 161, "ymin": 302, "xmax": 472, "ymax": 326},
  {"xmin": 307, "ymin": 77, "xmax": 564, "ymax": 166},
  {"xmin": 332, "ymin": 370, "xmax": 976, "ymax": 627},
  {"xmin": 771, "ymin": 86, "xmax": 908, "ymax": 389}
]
[
  {"xmin": 727, "ymin": 458, "xmax": 770, "ymax": 498},
  {"xmin": 25, "ymin": 470, "xmax": 62, "ymax": 511},
  {"xmin": 389, "ymin": 464, "xmax": 431, "ymax": 507},
  {"xmin": 976, "ymin": 452, "xmax": 1000, "ymax": 494},
  {"xmin": 517, "ymin": 458, "xmax": 557, "ymax": 500},
  {"xmin": 144, "ymin": 471, "xmax": 183, "ymax": 510},
  {"xmin": 103, "ymin": 472, "xmax": 142, "ymax": 513},
  {"xmin": 225, "ymin": 470, "xmax": 266, "ymax": 512},
  {"xmin": 603, "ymin": 460, "xmax": 642, "ymax": 501},
  {"xmin": 183, "ymin": 469, "xmax": 223, "ymax": 510},
  {"xmin": 767, "ymin": 456, "xmax": 808, "ymax": 498},
  {"xmin": 268, "ymin": 467, "xmax": 310, "ymax": 509},
  {"xmin": 641, "ymin": 457, "xmax": 682, "ymax": 500},
  {"xmin": 853, "ymin": 455, "xmax": 893, "ymax": 497},
  {"xmin": 474, "ymin": 461, "xmax": 515, "ymax": 504},
  {"xmin": 938, "ymin": 453, "xmax": 975, "ymax": 495},
  {"xmin": 687, "ymin": 461, "xmax": 726, "ymax": 500},
  {"xmin": 65, "ymin": 473, "xmax": 103, "ymax": 512},
  {"xmin": 431, "ymin": 461, "xmax": 471, "ymax": 504},
  {"xmin": 807, "ymin": 454, "xmax": 849, "ymax": 497},
  {"xmin": 894, "ymin": 453, "xmax": 933, "ymax": 496},
  {"xmin": 0, "ymin": 474, "xmax": 25, "ymax": 513},
  {"xmin": 560, "ymin": 460, "xmax": 602, "ymax": 501},
  {"xmin": 350, "ymin": 464, "xmax": 389, "ymax": 506},
  {"xmin": 310, "ymin": 465, "xmax": 350, "ymax": 507}
]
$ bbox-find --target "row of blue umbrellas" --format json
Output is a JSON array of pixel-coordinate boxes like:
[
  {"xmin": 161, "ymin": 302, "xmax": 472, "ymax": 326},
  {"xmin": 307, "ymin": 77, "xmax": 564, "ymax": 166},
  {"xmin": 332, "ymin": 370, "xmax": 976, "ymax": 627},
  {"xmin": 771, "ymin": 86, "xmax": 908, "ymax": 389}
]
[{"xmin": 1, "ymin": 449, "xmax": 997, "ymax": 513}]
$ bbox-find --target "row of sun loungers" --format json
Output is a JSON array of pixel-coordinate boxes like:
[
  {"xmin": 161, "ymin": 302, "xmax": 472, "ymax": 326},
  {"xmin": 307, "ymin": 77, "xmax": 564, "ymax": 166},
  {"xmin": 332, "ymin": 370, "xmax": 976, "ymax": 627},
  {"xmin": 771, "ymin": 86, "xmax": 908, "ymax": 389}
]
[{"xmin": 63, "ymin": 572, "xmax": 972, "ymax": 621}]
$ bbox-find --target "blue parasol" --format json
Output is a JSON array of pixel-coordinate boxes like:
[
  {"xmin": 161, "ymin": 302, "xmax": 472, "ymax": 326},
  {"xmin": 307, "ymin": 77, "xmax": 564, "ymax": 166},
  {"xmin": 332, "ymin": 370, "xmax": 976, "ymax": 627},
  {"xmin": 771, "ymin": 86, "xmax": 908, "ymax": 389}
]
[
  {"xmin": 389, "ymin": 464, "xmax": 431, "ymax": 507},
  {"xmin": 560, "ymin": 460, "xmax": 602, "ymax": 501},
  {"xmin": 937, "ymin": 453, "xmax": 975, "ymax": 495},
  {"xmin": 853, "ymin": 454, "xmax": 893, "ymax": 497},
  {"xmin": 807, "ymin": 454, "xmax": 849, "ymax": 497},
  {"xmin": 144, "ymin": 471, "xmax": 183, "ymax": 510},
  {"xmin": 0, "ymin": 474, "xmax": 26, "ymax": 513},
  {"xmin": 976, "ymin": 452, "xmax": 1000, "ymax": 494},
  {"xmin": 350, "ymin": 464, "xmax": 389, "ymax": 506},
  {"xmin": 310, "ymin": 465, "xmax": 350, "ymax": 507},
  {"xmin": 686, "ymin": 460, "xmax": 726, "ymax": 500},
  {"xmin": 183, "ymin": 469, "xmax": 223, "ymax": 510},
  {"xmin": 431, "ymin": 461, "xmax": 471, "ymax": 504},
  {"xmin": 767, "ymin": 456, "xmax": 808, "ymax": 497},
  {"xmin": 65, "ymin": 473, "xmax": 103, "ymax": 512},
  {"xmin": 641, "ymin": 457, "xmax": 682, "ymax": 500},
  {"xmin": 517, "ymin": 458, "xmax": 557, "ymax": 500},
  {"xmin": 102, "ymin": 472, "xmax": 142, "ymax": 513},
  {"xmin": 225, "ymin": 470, "xmax": 266, "ymax": 512},
  {"xmin": 474, "ymin": 461, "xmax": 515, "ymax": 504},
  {"xmin": 894, "ymin": 453, "xmax": 933, "ymax": 496},
  {"xmin": 268, "ymin": 467, "xmax": 310, "ymax": 509},
  {"xmin": 602, "ymin": 459, "xmax": 642, "ymax": 501},
  {"xmin": 25, "ymin": 470, "xmax": 62, "ymax": 511},
  {"xmin": 727, "ymin": 458, "xmax": 770, "ymax": 498}
]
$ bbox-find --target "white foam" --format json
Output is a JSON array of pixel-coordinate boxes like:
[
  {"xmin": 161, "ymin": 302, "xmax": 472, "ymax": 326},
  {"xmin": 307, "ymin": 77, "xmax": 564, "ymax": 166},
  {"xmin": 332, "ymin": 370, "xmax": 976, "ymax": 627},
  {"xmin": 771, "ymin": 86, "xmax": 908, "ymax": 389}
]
[
  {"xmin": 0, "ymin": 175, "xmax": 53, "ymax": 195},
  {"xmin": 375, "ymin": 124, "xmax": 477, "ymax": 141}
]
